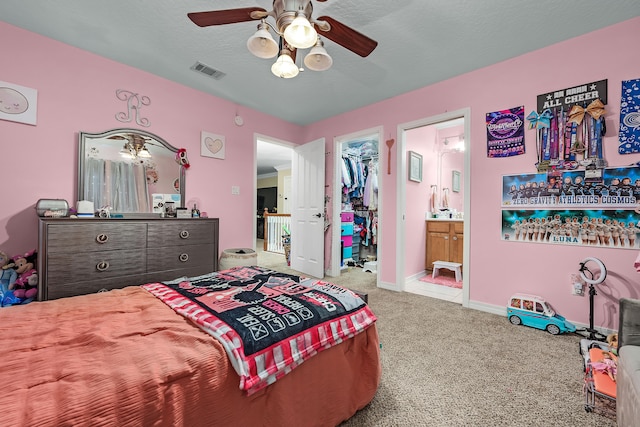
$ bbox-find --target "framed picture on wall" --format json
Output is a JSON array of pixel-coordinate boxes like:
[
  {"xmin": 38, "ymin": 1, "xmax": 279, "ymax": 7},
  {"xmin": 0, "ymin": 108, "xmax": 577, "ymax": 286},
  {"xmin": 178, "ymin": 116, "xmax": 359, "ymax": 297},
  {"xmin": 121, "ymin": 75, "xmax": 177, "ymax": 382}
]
[
  {"xmin": 408, "ymin": 151, "xmax": 422, "ymax": 182},
  {"xmin": 200, "ymin": 131, "xmax": 225, "ymax": 159},
  {"xmin": 452, "ymin": 170, "xmax": 461, "ymax": 192},
  {"xmin": 0, "ymin": 80, "xmax": 38, "ymax": 125}
]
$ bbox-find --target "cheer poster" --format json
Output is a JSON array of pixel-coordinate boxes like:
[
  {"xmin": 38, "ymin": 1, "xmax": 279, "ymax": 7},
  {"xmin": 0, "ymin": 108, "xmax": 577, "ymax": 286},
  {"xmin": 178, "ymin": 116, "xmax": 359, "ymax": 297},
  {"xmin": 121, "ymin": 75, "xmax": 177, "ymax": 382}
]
[{"xmin": 486, "ymin": 106, "xmax": 525, "ymax": 158}]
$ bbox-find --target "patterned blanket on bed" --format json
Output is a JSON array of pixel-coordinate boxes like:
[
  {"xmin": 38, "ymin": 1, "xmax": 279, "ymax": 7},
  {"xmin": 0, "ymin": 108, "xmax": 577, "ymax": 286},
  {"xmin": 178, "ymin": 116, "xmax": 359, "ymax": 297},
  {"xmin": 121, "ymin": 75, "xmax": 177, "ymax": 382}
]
[{"xmin": 142, "ymin": 266, "xmax": 376, "ymax": 395}]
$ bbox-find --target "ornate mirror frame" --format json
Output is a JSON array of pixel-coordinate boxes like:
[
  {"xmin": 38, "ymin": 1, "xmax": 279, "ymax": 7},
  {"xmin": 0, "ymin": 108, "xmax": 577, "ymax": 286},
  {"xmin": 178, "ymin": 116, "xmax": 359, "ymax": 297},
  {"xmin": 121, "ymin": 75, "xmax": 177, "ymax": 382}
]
[{"xmin": 77, "ymin": 128, "xmax": 186, "ymax": 216}]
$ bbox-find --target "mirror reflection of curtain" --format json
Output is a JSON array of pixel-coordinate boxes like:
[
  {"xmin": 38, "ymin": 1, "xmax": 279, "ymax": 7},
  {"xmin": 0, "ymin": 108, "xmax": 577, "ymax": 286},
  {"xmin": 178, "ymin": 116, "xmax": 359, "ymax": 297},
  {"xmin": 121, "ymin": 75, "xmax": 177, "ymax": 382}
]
[{"xmin": 83, "ymin": 158, "xmax": 150, "ymax": 212}]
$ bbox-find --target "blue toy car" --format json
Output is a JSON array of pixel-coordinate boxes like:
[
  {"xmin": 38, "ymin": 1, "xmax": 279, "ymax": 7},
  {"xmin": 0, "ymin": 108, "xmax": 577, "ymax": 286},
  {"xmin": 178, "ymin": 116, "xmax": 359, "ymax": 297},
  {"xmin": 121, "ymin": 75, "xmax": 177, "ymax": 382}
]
[{"xmin": 507, "ymin": 293, "xmax": 576, "ymax": 335}]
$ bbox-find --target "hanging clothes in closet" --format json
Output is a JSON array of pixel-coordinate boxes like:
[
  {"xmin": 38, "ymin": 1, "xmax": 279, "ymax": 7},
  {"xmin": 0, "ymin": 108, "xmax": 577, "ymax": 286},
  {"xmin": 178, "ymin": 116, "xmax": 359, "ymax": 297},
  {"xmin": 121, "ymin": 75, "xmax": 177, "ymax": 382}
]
[{"xmin": 342, "ymin": 140, "xmax": 379, "ymax": 266}]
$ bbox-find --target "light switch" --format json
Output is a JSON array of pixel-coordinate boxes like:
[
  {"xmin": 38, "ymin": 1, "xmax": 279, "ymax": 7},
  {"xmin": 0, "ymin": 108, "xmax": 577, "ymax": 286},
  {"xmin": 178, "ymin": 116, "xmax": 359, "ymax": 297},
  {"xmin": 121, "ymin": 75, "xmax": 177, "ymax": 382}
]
[{"xmin": 231, "ymin": 186, "xmax": 240, "ymax": 195}]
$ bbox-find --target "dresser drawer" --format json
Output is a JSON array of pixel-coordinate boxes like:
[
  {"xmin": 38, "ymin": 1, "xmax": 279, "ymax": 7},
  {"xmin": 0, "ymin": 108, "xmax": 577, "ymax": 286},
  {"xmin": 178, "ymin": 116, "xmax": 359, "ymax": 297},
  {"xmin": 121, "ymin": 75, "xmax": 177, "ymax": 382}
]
[
  {"xmin": 46, "ymin": 222, "xmax": 147, "ymax": 253},
  {"xmin": 46, "ymin": 274, "xmax": 148, "ymax": 300},
  {"xmin": 147, "ymin": 244, "xmax": 215, "ymax": 272},
  {"xmin": 340, "ymin": 223, "xmax": 354, "ymax": 236},
  {"xmin": 426, "ymin": 221, "xmax": 451, "ymax": 233},
  {"xmin": 46, "ymin": 249, "xmax": 147, "ymax": 285},
  {"xmin": 147, "ymin": 221, "xmax": 216, "ymax": 247}
]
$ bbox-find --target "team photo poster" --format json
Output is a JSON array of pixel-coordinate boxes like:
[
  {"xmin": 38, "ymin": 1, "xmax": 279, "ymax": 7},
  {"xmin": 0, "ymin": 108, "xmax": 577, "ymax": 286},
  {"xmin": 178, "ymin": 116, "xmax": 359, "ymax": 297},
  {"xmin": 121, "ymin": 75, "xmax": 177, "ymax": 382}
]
[
  {"xmin": 501, "ymin": 166, "xmax": 640, "ymax": 209},
  {"xmin": 501, "ymin": 209, "xmax": 640, "ymax": 249}
]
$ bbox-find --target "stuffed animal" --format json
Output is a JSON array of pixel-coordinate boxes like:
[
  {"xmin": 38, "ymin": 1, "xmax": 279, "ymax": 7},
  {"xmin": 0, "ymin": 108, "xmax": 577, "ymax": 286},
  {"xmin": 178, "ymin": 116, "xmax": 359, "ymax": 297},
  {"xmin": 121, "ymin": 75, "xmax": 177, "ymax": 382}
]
[
  {"xmin": 0, "ymin": 250, "xmax": 17, "ymax": 292},
  {"xmin": 10, "ymin": 250, "xmax": 37, "ymax": 301},
  {"xmin": 176, "ymin": 148, "xmax": 190, "ymax": 168}
]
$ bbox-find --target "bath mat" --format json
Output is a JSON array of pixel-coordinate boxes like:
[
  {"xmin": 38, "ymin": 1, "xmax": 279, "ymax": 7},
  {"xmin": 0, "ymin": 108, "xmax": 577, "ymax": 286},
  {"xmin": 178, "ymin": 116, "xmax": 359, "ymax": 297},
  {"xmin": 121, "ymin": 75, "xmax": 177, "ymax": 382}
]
[{"xmin": 419, "ymin": 274, "xmax": 462, "ymax": 289}]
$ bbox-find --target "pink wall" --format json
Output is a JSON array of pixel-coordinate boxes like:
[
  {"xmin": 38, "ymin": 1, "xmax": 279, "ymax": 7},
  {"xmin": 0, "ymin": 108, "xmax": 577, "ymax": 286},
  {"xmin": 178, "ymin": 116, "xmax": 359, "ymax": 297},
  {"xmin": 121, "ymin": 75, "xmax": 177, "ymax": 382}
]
[
  {"xmin": 3, "ymin": 18, "xmax": 640, "ymax": 331},
  {"xmin": 0, "ymin": 22, "xmax": 301, "ymax": 258},
  {"xmin": 404, "ymin": 126, "xmax": 435, "ymax": 276},
  {"xmin": 303, "ymin": 17, "xmax": 640, "ymax": 330}
]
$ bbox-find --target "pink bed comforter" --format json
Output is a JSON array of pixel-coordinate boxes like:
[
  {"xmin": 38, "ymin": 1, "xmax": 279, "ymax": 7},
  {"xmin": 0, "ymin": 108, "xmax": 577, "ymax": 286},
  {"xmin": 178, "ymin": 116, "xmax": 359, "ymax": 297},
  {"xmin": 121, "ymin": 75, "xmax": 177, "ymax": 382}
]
[{"xmin": 0, "ymin": 286, "xmax": 381, "ymax": 426}]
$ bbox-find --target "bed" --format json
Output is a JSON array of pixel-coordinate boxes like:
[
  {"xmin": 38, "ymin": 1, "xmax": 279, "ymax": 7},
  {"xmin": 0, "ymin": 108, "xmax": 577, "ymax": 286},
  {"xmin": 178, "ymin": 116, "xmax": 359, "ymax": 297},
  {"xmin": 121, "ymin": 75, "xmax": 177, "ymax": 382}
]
[{"xmin": 0, "ymin": 266, "xmax": 381, "ymax": 426}]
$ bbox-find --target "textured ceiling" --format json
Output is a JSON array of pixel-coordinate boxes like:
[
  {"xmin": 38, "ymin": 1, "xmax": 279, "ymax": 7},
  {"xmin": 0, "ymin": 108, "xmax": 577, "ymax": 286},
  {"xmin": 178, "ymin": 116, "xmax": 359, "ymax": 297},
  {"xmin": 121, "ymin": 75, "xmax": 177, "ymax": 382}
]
[{"xmin": 1, "ymin": 1, "xmax": 639, "ymax": 126}]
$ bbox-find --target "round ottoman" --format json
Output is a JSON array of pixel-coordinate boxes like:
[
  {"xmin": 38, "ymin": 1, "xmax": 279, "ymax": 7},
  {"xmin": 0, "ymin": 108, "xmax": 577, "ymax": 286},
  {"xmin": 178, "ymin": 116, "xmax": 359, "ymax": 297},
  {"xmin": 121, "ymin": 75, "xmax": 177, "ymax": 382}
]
[{"xmin": 219, "ymin": 248, "xmax": 258, "ymax": 270}]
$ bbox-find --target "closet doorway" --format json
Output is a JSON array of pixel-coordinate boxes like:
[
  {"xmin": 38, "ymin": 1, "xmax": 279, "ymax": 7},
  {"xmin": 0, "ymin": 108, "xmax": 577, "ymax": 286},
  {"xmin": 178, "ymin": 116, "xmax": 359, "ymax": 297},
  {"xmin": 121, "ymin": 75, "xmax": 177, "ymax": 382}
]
[
  {"xmin": 397, "ymin": 109, "xmax": 470, "ymax": 307},
  {"xmin": 331, "ymin": 127, "xmax": 383, "ymax": 280}
]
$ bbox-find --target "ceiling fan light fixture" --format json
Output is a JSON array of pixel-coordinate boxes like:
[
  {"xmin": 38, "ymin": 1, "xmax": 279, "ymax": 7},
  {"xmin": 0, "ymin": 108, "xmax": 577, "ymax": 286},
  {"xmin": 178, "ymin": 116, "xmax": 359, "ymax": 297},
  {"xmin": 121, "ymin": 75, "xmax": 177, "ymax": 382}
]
[
  {"xmin": 304, "ymin": 39, "xmax": 332, "ymax": 71},
  {"xmin": 271, "ymin": 50, "xmax": 299, "ymax": 78},
  {"xmin": 138, "ymin": 147, "xmax": 152, "ymax": 158},
  {"xmin": 283, "ymin": 12, "xmax": 317, "ymax": 49},
  {"xmin": 247, "ymin": 22, "xmax": 279, "ymax": 58}
]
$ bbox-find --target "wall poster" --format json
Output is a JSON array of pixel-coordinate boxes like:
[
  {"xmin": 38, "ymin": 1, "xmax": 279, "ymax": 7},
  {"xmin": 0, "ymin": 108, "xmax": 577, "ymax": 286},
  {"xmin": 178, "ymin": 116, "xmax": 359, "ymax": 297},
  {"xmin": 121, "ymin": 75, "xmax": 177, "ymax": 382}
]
[
  {"xmin": 486, "ymin": 106, "xmax": 525, "ymax": 158},
  {"xmin": 502, "ymin": 209, "xmax": 640, "ymax": 249},
  {"xmin": 502, "ymin": 166, "xmax": 640, "ymax": 209},
  {"xmin": 619, "ymin": 78, "xmax": 640, "ymax": 154},
  {"xmin": 501, "ymin": 166, "xmax": 640, "ymax": 249}
]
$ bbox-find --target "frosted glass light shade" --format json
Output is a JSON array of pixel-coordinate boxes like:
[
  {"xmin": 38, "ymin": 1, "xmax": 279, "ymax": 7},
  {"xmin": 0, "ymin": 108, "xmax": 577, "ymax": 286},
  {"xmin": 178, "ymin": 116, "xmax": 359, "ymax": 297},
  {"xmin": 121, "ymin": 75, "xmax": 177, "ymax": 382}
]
[
  {"xmin": 283, "ymin": 14, "xmax": 317, "ymax": 49},
  {"xmin": 304, "ymin": 44, "xmax": 332, "ymax": 71},
  {"xmin": 247, "ymin": 27, "xmax": 279, "ymax": 59},
  {"xmin": 271, "ymin": 53, "xmax": 299, "ymax": 78}
]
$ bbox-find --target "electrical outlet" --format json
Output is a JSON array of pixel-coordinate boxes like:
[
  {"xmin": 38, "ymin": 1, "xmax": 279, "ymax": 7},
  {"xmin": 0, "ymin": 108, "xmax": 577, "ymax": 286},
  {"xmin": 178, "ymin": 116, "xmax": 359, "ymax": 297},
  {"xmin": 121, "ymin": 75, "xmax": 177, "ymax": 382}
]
[
  {"xmin": 572, "ymin": 282, "xmax": 584, "ymax": 296},
  {"xmin": 231, "ymin": 186, "xmax": 240, "ymax": 195}
]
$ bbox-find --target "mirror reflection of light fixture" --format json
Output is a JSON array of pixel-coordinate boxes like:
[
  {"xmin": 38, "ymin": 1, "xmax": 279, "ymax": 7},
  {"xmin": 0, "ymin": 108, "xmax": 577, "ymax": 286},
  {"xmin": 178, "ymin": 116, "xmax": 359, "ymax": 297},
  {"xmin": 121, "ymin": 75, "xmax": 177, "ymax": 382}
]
[
  {"xmin": 271, "ymin": 47, "xmax": 299, "ymax": 79},
  {"xmin": 283, "ymin": 12, "xmax": 317, "ymax": 49},
  {"xmin": 119, "ymin": 134, "xmax": 153, "ymax": 159},
  {"xmin": 247, "ymin": 21, "xmax": 279, "ymax": 58},
  {"xmin": 304, "ymin": 38, "xmax": 332, "ymax": 71}
]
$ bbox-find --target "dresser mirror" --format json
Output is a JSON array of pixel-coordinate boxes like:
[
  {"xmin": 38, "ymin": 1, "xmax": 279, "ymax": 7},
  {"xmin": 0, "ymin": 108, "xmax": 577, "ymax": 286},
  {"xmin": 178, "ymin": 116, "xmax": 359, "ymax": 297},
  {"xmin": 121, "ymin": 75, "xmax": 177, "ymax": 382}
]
[{"xmin": 77, "ymin": 128, "xmax": 185, "ymax": 215}]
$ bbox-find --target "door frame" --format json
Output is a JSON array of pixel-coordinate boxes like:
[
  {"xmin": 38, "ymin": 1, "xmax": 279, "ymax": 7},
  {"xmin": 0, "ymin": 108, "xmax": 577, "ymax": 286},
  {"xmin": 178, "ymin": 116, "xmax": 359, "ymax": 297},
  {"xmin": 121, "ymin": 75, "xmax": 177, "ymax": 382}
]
[
  {"xmin": 396, "ymin": 108, "xmax": 471, "ymax": 307},
  {"xmin": 329, "ymin": 126, "xmax": 383, "ymax": 279}
]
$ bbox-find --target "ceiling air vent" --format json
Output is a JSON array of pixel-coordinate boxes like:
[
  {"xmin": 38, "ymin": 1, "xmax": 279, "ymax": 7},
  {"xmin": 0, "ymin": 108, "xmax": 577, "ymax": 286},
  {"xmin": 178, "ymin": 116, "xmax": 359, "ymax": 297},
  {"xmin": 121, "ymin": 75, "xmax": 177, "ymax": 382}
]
[{"xmin": 190, "ymin": 61, "xmax": 226, "ymax": 80}]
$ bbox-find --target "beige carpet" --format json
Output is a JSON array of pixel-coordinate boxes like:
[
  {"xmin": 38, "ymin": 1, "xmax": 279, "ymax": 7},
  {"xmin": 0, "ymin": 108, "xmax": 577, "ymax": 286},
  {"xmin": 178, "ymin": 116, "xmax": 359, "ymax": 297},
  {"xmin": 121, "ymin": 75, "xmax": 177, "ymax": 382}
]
[{"xmin": 256, "ymin": 247, "xmax": 616, "ymax": 427}]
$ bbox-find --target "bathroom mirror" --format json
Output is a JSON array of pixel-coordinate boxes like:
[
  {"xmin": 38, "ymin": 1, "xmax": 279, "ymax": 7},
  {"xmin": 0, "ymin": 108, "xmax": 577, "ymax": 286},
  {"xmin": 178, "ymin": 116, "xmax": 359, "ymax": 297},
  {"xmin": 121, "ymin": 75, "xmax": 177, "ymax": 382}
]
[{"xmin": 77, "ymin": 128, "xmax": 185, "ymax": 215}]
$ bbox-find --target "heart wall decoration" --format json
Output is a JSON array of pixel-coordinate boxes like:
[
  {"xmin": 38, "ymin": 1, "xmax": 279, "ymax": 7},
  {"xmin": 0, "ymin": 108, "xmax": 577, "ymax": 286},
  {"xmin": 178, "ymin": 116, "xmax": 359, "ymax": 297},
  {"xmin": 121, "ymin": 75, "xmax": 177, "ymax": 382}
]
[{"xmin": 201, "ymin": 131, "xmax": 225, "ymax": 159}]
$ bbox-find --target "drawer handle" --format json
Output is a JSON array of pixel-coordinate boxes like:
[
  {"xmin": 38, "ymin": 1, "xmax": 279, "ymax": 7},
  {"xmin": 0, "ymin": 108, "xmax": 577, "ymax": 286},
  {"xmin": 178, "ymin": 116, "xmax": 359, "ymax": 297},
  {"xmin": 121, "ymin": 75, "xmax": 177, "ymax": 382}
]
[
  {"xmin": 453, "ymin": 236, "xmax": 458, "ymax": 240},
  {"xmin": 96, "ymin": 233, "xmax": 109, "ymax": 244},
  {"xmin": 179, "ymin": 253, "xmax": 189, "ymax": 262},
  {"xmin": 444, "ymin": 236, "xmax": 449, "ymax": 240},
  {"xmin": 179, "ymin": 230, "xmax": 190, "ymax": 239},
  {"xmin": 96, "ymin": 261, "xmax": 110, "ymax": 272}
]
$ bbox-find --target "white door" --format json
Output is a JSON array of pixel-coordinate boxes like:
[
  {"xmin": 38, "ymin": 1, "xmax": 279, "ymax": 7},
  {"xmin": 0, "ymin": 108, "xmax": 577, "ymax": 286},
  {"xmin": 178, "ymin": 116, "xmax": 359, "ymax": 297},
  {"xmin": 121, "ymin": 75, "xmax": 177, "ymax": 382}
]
[{"xmin": 291, "ymin": 138, "xmax": 325, "ymax": 278}]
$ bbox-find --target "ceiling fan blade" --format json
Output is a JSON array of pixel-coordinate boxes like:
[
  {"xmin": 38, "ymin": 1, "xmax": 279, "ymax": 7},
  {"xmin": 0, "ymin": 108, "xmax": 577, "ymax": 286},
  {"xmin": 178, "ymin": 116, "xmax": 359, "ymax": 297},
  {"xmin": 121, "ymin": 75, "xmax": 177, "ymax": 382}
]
[
  {"xmin": 315, "ymin": 16, "xmax": 378, "ymax": 57},
  {"xmin": 188, "ymin": 7, "xmax": 267, "ymax": 27}
]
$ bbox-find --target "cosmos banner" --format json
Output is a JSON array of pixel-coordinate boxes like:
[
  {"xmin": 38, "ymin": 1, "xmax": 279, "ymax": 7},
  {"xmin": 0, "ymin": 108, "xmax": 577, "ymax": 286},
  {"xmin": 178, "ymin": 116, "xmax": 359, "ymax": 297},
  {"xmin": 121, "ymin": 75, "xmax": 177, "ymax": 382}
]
[{"xmin": 501, "ymin": 166, "xmax": 640, "ymax": 209}]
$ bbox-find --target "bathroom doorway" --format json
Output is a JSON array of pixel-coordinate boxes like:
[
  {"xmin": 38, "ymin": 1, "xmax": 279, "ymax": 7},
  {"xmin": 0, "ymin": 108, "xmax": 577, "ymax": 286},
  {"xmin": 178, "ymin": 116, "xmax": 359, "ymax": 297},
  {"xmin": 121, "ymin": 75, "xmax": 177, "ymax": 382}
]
[{"xmin": 397, "ymin": 109, "xmax": 470, "ymax": 307}]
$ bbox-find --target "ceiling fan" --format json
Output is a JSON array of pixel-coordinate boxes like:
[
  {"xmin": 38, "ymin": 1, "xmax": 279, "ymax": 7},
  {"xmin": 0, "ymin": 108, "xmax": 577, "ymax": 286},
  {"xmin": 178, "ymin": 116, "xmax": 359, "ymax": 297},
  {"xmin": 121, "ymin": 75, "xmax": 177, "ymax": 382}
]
[
  {"xmin": 187, "ymin": 0, "xmax": 378, "ymax": 78},
  {"xmin": 108, "ymin": 134, "xmax": 155, "ymax": 159}
]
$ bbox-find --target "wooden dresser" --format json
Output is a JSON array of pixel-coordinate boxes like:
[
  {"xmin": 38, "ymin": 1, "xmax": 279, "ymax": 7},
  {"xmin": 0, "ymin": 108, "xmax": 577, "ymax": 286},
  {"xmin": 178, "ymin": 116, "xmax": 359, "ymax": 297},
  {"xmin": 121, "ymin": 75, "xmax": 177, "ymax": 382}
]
[
  {"xmin": 425, "ymin": 219, "xmax": 464, "ymax": 270},
  {"xmin": 38, "ymin": 218, "xmax": 219, "ymax": 300}
]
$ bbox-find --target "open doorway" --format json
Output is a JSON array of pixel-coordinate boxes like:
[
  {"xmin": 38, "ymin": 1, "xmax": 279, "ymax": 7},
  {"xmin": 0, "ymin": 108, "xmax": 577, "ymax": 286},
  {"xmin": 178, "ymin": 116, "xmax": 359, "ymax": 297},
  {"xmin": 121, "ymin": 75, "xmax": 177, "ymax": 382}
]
[
  {"xmin": 254, "ymin": 135, "xmax": 293, "ymax": 269},
  {"xmin": 330, "ymin": 127, "xmax": 383, "ymax": 281},
  {"xmin": 397, "ymin": 109, "xmax": 470, "ymax": 307}
]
